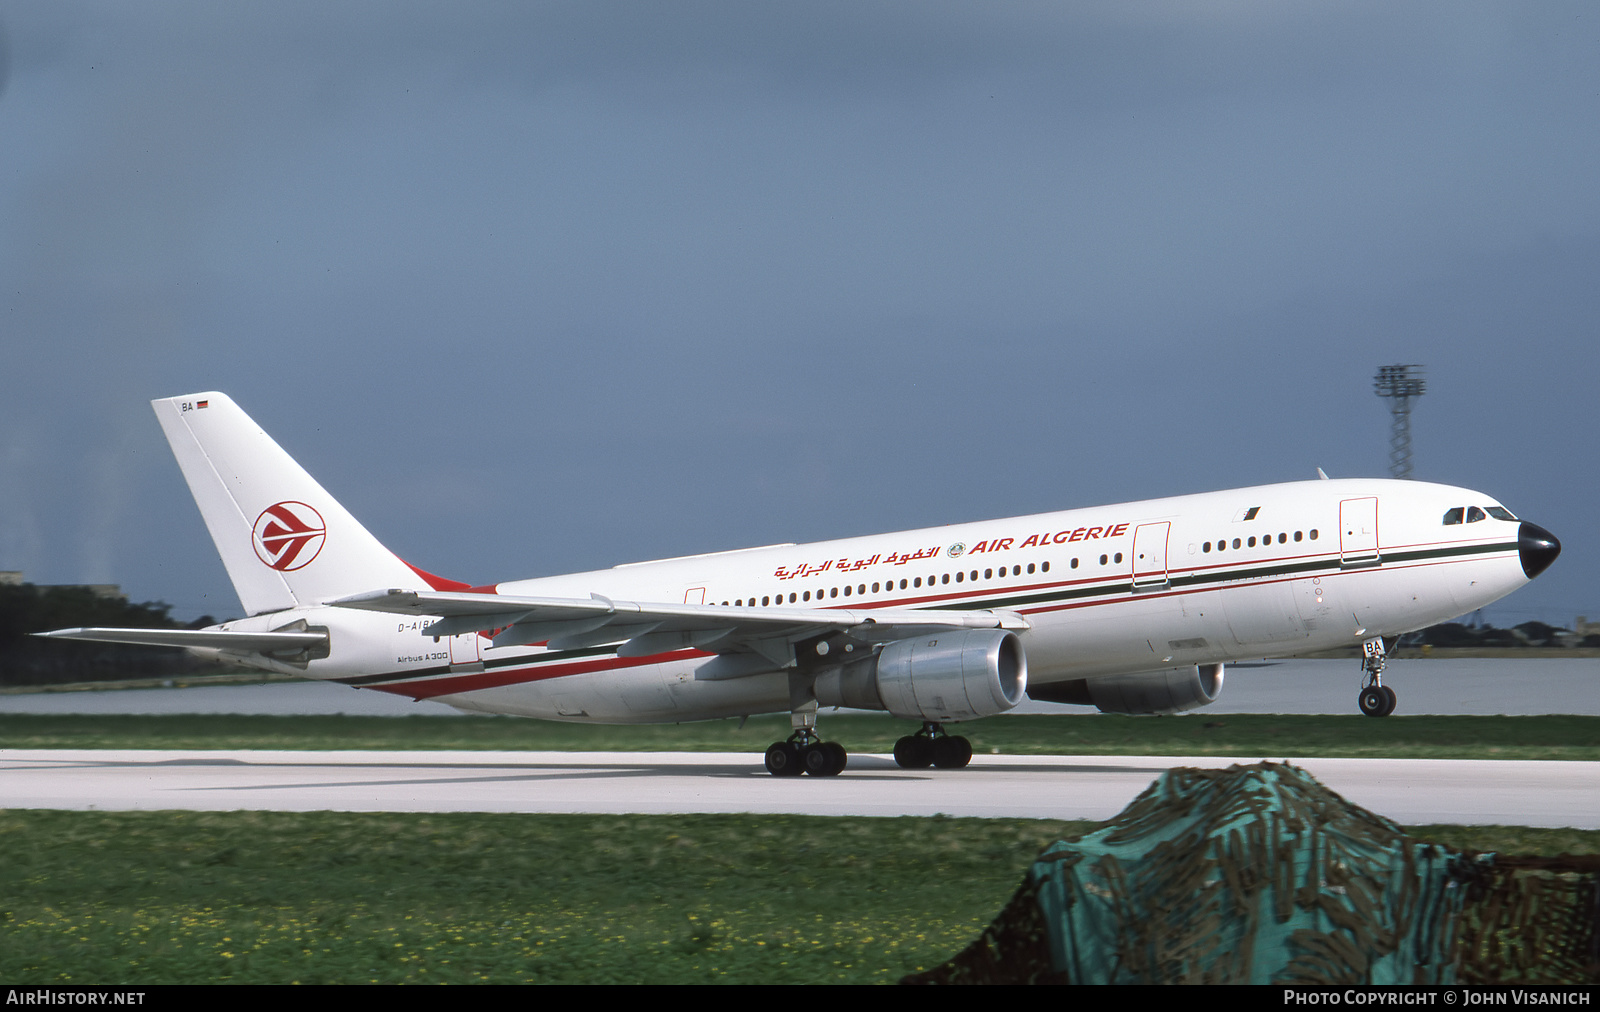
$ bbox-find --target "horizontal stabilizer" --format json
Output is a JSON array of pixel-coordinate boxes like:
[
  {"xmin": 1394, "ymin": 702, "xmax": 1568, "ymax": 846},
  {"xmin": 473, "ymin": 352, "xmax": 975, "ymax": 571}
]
[{"xmin": 35, "ymin": 627, "xmax": 328, "ymax": 657}]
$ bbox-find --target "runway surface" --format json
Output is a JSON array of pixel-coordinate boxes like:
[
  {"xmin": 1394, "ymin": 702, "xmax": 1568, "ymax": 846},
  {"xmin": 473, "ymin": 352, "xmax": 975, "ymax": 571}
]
[{"xmin": 5, "ymin": 749, "xmax": 1596, "ymax": 828}]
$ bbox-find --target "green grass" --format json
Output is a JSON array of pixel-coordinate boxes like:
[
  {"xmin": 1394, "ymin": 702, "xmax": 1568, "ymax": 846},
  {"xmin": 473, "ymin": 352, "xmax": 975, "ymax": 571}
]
[
  {"xmin": 0, "ymin": 810, "xmax": 1091, "ymax": 984},
  {"xmin": 3, "ymin": 712, "xmax": 1599, "ymax": 760},
  {"xmin": 2, "ymin": 809, "xmax": 1595, "ymax": 985}
]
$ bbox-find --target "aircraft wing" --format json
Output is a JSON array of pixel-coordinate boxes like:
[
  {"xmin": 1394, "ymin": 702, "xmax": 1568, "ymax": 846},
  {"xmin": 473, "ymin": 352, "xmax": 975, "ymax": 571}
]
[{"xmin": 331, "ymin": 588, "xmax": 1029, "ymax": 679}]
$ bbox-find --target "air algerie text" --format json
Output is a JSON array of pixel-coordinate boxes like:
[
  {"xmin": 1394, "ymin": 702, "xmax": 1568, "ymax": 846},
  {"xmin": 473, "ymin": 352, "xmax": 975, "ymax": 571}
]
[
  {"xmin": 965, "ymin": 523, "xmax": 1129, "ymax": 555},
  {"xmin": 771, "ymin": 522, "xmax": 1129, "ymax": 580}
]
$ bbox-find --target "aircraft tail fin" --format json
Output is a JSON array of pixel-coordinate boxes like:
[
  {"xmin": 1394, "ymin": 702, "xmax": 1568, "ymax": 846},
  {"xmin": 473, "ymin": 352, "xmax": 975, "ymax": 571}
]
[{"xmin": 152, "ymin": 392, "xmax": 442, "ymax": 616}]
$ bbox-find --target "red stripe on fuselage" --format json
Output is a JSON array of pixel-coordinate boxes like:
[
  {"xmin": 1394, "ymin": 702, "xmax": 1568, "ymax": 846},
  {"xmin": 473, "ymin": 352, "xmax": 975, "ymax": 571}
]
[{"xmin": 369, "ymin": 648, "xmax": 709, "ymax": 700}]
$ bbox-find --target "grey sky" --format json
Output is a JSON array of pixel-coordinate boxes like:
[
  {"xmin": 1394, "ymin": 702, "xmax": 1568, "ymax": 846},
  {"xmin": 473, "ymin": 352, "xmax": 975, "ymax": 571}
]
[{"xmin": 1, "ymin": 1, "xmax": 1595, "ymax": 627}]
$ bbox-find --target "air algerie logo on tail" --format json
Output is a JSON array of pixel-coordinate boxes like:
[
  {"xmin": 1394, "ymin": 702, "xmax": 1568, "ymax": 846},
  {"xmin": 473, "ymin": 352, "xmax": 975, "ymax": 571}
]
[{"xmin": 252, "ymin": 502, "xmax": 327, "ymax": 571}]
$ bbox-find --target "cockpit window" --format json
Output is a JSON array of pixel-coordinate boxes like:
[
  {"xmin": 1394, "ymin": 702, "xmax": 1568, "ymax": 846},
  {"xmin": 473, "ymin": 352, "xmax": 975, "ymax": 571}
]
[
  {"xmin": 1442, "ymin": 507, "xmax": 1464, "ymax": 525},
  {"xmin": 1466, "ymin": 506, "xmax": 1487, "ymax": 523},
  {"xmin": 1486, "ymin": 506, "xmax": 1517, "ymax": 521}
]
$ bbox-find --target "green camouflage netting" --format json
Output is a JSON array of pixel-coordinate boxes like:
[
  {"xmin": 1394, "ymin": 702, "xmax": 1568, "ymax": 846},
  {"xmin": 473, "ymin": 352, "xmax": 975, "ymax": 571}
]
[{"xmin": 906, "ymin": 763, "xmax": 1600, "ymax": 985}]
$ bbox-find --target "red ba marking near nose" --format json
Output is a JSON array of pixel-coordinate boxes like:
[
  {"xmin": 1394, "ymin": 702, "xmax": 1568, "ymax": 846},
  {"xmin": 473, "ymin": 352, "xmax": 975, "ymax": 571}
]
[{"xmin": 252, "ymin": 502, "xmax": 327, "ymax": 571}]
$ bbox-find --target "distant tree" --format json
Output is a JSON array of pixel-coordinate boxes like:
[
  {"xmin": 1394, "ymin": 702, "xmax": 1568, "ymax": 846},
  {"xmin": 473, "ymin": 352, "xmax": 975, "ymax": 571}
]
[
  {"xmin": 0, "ymin": 584, "xmax": 241, "ymax": 688},
  {"xmin": 1417, "ymin": 623, "xmax": 1482, "ymax": 648}
]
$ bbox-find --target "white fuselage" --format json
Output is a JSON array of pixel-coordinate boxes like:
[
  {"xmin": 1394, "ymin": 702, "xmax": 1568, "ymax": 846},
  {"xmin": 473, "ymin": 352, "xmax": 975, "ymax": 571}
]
[{"xmin": 215, "ymin": 477, "xmax": 1533, "ymax": 723}]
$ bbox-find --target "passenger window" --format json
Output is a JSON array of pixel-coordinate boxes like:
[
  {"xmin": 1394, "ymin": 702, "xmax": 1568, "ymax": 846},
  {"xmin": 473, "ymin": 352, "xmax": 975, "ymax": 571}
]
[{"xmin": 1443, "ymin": 508, "xmax": 1464, "ymax": 525}]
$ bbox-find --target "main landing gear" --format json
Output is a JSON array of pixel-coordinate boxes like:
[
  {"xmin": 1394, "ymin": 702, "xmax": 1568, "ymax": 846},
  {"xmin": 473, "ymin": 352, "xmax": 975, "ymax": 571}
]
[
  {"xmin": 1357, "ymin": 637, "xmax": 1398, "ymax": 718},
  {"xmin": 764, "ymin": 702, "xmax": 847, "ymax": 776},
  {"xmin": 760, "ymin": 666, "xmax": 975, "ymax": 777},
  {"xmin": 764, "ymin": 732, "xmax": 848, "ymax": 777},
  {"xmin": 894, "ymin": 722, "xmax": 974, "ymax": 769}
]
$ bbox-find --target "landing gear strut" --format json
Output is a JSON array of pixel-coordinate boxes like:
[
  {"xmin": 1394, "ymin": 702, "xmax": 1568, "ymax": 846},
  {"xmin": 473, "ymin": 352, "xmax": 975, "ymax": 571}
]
[
  {"xmin": 764, "ymin": 703, "xmax": 847, "ymax": 777},
  {"xmin": 894, "ymin": 722, "xmax": 973, "ymax": 769},
  {"xmin": 1357, "ymin": 637, "xmax": 1398, "ymax": 718}
]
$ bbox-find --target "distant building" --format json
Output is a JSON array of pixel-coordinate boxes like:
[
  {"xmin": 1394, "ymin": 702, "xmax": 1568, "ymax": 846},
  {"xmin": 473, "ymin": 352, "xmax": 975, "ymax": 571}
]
[{"xmin": 0, "ymin": 571, "xmax": 127, "ymax": 602}]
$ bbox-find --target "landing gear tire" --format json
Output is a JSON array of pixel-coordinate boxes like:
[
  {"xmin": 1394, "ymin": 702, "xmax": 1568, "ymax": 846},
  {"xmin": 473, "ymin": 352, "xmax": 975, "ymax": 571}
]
[
  {"xmin": 825, "ymin": 741, "xmax": 847, "ymax": 773},
  {"xmin": 803, "ymin": 742, "xmax": 847, "ymax": 777},
  {"xmin": 894, "ymin": 735, "xmax": 932, "ymax": 768},
  {"xmin": 765, "ymin": 741, "xmax": 804, "ymax": 776},
  {"xmin": 1359, "ymin": 685, "xmax": 1395, "ymax": 718},
  {"xmin": 931, "ymin": 735, "xmax": 973, "ymax": 769}
]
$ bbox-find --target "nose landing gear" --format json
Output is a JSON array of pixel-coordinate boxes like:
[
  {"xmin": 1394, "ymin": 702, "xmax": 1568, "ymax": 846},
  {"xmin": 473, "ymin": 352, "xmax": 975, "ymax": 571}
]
[{"xmin": 1357, "ymin": 637, "xmax": 1398, "ymax": 717}]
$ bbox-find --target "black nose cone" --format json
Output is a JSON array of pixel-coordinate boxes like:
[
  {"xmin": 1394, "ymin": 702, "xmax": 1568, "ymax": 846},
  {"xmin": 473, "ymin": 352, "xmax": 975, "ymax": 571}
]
[{"xmin": 1518, "ymin": 522, "xmax": 1561, "ymax": 579}]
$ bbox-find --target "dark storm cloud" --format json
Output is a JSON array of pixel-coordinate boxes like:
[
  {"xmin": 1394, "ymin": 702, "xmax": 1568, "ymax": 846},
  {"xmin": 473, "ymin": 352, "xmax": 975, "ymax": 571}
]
[{"xmin": 0, "ymin": 2, "xmax": 1595, "ymax": 625}]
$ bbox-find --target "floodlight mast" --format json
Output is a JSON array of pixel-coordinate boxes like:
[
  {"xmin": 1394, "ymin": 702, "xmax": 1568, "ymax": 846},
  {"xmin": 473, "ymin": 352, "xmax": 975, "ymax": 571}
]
[{"xmin": 1373, "ymin": 364, "xmax": 1425, "ymax": 479}]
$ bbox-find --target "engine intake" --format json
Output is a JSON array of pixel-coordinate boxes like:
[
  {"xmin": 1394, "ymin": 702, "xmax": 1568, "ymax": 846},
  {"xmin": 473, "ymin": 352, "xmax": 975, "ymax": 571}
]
[
  {"xmin": 814, "ymin": 629, "xmax": 1027, "ymax": 722},
  {"xmin": 1028, "ymin": 663, "xmax": 1224, "ymax": 715}
]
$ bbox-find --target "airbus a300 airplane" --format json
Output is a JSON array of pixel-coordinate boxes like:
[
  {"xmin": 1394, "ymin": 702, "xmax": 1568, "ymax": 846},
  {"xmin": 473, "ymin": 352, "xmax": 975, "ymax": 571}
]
[{"xmin": 42, "ymin": 393, "xmax": 1560, "ymax": 776}]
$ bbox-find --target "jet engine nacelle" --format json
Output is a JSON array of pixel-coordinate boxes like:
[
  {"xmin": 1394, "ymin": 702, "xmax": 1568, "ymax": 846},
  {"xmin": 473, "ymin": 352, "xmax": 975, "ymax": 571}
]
[
  {"xmin": 813, "ymin": 629, "xmax": 1028, "ymax": 722},
  {"xmin": 1029, "ymin": 662, "xmax": 1225, "ymax": 715}
]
